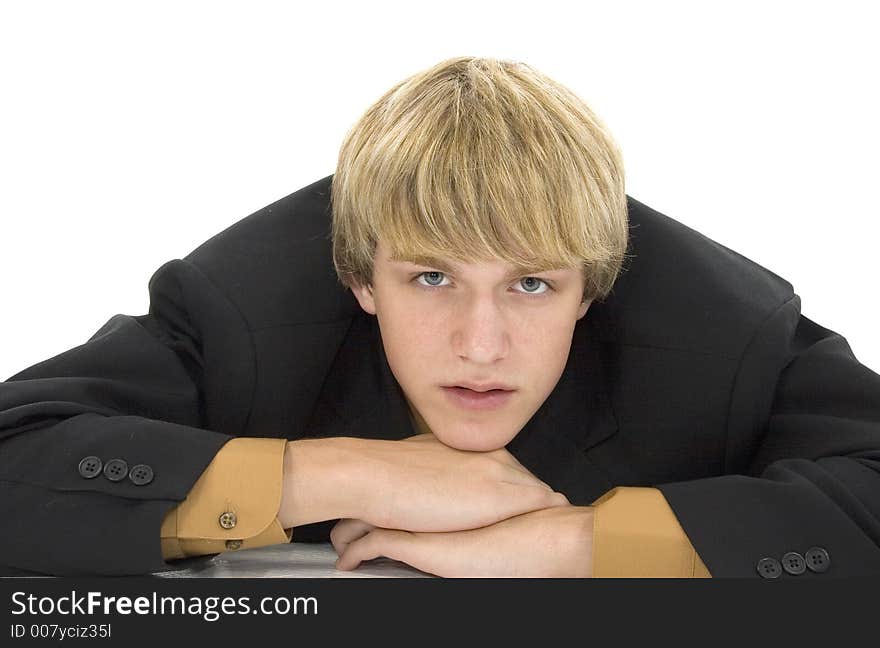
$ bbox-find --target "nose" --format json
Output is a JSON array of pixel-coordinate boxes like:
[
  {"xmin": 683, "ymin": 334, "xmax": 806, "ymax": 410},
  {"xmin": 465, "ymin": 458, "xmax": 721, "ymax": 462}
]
[{"xmin": 451, "ymin": 294, "xmax": 510, "ymax": 364}]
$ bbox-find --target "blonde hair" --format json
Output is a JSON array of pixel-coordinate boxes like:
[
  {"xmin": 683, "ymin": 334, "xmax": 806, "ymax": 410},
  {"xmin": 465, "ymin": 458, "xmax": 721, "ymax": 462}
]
[{"xmin": 330, "ymin": 56, "xmax": 628, "ymax": 303}]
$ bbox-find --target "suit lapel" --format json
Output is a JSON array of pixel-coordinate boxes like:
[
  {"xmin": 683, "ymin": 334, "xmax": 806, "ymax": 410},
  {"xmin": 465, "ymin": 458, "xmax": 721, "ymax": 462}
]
[
  {"xmin": 506, "ymin": 313, "xmax": 619, "ymax": 504},
  {"xmin": 305, "ymin": 309, "xmax": 619, "ymax": 505},
  {"xmin": 303, "ymin": 312, "xmax": 417, "ymax": 443}
]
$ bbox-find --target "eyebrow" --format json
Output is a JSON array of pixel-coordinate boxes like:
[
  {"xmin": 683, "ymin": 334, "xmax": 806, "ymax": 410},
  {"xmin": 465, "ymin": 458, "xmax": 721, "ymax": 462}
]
[{"xmin": 390, "ymin": 254, "xmax": 565, "ymax": 279}]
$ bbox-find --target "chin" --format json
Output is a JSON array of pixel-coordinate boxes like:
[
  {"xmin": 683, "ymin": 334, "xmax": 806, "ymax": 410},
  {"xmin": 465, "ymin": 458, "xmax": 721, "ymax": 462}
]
[{"xmin": 434, "ymin": 427, "xmax": 515, "ymax": 452}]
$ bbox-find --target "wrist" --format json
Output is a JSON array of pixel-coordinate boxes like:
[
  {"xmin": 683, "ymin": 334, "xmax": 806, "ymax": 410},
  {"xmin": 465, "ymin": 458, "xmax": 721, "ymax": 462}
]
[
  {"xmin": 554, "ymin": 505, "xmax": 595, "ymax": 578},
  {"xmin": 278, "ymin": 437, "xmax": 368, "ymax": 528}
]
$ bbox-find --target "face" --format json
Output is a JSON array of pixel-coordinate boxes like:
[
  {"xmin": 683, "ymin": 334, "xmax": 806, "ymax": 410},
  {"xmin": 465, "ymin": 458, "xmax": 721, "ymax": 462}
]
[{"xmin": 349, "ymin": 238, "xmax": 591, "ymax": 452}]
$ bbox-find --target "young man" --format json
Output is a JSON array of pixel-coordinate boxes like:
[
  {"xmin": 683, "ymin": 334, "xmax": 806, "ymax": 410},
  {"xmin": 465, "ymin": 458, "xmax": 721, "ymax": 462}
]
[{"xmin": 2, "ymin": 57, "xmax": 879, "ymax": 577}]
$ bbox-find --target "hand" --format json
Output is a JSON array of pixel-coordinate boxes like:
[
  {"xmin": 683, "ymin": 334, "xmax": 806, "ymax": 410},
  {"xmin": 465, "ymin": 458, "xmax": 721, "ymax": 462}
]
[
  {"xmin": 279, "ymin": 433, "xmax": 567, "ymax": 532},
  {"xmin": 362, "ymin": 432, "xmax": 569, "ymax": 532},
  {"xmin": 330, "ymin": 505, "xmax": 595, "ymax": 577}
]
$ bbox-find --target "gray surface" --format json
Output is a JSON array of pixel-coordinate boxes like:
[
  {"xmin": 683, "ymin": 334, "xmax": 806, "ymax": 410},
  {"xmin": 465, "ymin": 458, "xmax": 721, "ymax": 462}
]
[{"xmin": 154, "ymin": 542, "xmax": 434, "ymax": 578}]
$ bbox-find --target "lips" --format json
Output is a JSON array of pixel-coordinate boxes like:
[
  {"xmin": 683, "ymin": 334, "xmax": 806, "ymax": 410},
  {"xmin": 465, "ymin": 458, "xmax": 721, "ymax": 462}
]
[
  {"xmin": 442, "ymin": 385, "xmax": 514, "ymax": 410},
  {"xmin": 448, "ymin": 382, "xmax": 515, "ymax": 392}
]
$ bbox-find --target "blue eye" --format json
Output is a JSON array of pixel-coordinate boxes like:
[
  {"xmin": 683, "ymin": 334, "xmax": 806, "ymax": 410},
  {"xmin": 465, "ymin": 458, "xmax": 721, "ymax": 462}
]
[
  {"xmin": 414, "ymin": 272, "xmax": 552, "ymax": 296},
  {"xmin": 419, "ymin": 271, "xmax": 448, "ymax": 287},
  {"xmin": 518, "ymin": 277, "xmax": 549, "ymax": 295}
]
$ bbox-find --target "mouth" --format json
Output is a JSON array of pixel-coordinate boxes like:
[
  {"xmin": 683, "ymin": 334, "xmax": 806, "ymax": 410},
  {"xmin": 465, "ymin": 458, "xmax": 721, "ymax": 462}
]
[
  {"xmin": 441, "ymin": 386, "xmax": 515, "ymax": 410},
  {"xmin": 445, "ymin": 381, "xmax": 516, "ymax": 393}
]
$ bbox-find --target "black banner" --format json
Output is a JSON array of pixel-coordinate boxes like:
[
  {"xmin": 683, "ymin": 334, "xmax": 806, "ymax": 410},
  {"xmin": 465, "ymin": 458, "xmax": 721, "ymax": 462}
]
[{"xmin": 1, "ymin": 577, "xmax": 876, "ymax": 643}]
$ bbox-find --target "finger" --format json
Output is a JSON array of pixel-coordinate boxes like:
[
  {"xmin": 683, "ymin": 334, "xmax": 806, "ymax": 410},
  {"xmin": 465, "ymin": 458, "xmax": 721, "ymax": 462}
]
[
  {"xmin": 497, "ymin": 463, "xmax": 556, "ymax": 490},
  {"xmin": 402, "ymin": 433, "xmax": 435, "ymax": 442},
  {"xmin": 496, "ymin": 455, "xmax": 561, "ymax": 492},
  {"xmin": 330, "ymin": 518, "xmax": 375, "ymax": 556},
  {"xmin": 552, "ymin": 490, "xmax": 571, "ymax": 506},
  {"xmin": 335, "ymin": 528, "xmax": 418, "ymax": 571},
  {"xmin": 493, "ymin": 448, "xmax": 531, "ymax": 472},
  {"xmin": 493, "ymin": 482, "xmax": 572, "ymax": 518}
]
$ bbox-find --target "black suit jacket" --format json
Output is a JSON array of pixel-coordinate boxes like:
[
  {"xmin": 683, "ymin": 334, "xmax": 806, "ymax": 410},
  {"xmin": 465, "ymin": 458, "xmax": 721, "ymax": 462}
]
[{"xmin": 2, "ymin": 174, "xmax": 879, "ymax": 577}]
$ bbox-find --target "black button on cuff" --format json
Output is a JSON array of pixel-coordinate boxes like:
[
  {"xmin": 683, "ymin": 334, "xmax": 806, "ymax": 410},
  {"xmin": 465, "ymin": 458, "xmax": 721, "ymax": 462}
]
[
  {"xmin": 129, "ymin": 464, "xmax": 154, "ymax": 486},
  {"xmin": 805, "ymin": 547, "xmax": 831, "ymax": 573},
  {"xmin": 78, "ymin": 456, "xmax": 102, "ymax": 479},
  {"xmin": 103, "ymin": 458, "xmax": 129, "ymax": 482},
  {"xmin": 757, "ymin": 557, "xmax": 782, "ymax": 579},
  {"xmin": 782, "ymin": 552, "xmax": 806, "ymax": 575}
]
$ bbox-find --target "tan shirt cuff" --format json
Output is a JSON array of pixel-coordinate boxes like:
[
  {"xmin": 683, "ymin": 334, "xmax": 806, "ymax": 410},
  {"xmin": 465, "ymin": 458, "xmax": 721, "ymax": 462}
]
[
  {"xmin": 160, "ymin": 437, "xmax": 293, "ymax": 561},
  {"xmin": 590, "ymin": 486, "xmax": 711, "ymax": 578}
]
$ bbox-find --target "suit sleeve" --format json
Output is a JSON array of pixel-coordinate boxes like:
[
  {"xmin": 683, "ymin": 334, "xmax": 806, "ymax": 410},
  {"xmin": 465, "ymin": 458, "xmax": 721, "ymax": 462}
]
[
  {"xmin": 0, "ymin": 259, "xmax": 259, "ymax": 576},
  {"xmin": 160, "ymin": 437, "xmax": 292, "ymax": 560},
  {"xmin": 655, "ymin": 295, "xmax": 880, "ymax": 577}
]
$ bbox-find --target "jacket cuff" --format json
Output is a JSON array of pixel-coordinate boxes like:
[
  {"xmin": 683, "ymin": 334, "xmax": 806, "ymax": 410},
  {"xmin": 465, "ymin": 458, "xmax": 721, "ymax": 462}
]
[
  {"xmin": 160, "ymin": 438, "xmax": 293, "ymax": 560},
  {"xmin": 590, "ymin": 486, "xmax": 711, "ymax": 578}
]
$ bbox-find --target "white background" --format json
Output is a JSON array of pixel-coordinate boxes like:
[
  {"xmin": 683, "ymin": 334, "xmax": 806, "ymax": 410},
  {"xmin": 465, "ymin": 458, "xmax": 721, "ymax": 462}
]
[{"xmin": 1, "ymin": 0, "xmax": 877, "ymax": 379}]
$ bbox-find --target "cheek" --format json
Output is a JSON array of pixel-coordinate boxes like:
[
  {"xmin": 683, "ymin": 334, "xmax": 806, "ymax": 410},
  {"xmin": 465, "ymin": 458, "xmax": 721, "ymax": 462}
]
[
  {"xmin": 376, "ymin": 307, "xmax": 443, "ymax": 374},
  {"xmin": 519, "ymin": 321, "xmax": 576, "ymax": 383}
]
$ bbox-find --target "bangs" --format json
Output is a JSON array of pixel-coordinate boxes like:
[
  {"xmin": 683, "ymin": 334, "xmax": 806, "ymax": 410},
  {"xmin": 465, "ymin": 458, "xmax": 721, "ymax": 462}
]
[{"xmin": 382, "ymin": 141, "xmax": 620, "ymax": 273}]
